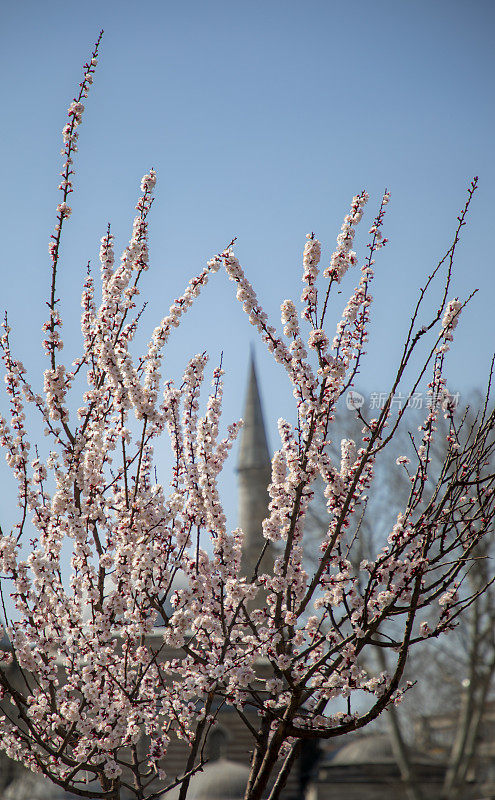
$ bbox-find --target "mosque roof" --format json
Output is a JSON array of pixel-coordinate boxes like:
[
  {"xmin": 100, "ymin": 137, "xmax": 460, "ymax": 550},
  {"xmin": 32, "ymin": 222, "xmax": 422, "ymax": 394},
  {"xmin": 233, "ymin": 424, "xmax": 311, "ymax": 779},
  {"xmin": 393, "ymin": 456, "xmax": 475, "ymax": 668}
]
[
  {"xmin": 3, "ymin": 774, "xmax": 99, "ymax": 800},
  {"xmin": 328, "ymin": 733, "xmax": 439, "ymax": 766},
  {"xmin": 164, "ymin": 759, "xmax": 251, "ymax": 800},
  {"xmin": 237, "ymin": 355, "xmax": 270, "ymax": 472}
]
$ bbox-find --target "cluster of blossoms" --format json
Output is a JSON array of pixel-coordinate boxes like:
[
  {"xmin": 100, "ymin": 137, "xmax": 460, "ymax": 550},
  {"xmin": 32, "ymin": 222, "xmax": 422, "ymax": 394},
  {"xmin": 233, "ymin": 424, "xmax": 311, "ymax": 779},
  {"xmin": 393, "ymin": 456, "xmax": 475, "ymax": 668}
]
[
  {"xmin": 440, "ymin": 298, "xmax": 463, "ymax": 346},
  {"xmin": 0, "ymin": 40, "xmax": 493, "ymax": 800},
  {"xmin": 301, "ymin": 234, "xmax": 321, "ymax": 322},
  {"xmin": 323, "ymin": 191, "xmax": 368, "ymax": 282}
]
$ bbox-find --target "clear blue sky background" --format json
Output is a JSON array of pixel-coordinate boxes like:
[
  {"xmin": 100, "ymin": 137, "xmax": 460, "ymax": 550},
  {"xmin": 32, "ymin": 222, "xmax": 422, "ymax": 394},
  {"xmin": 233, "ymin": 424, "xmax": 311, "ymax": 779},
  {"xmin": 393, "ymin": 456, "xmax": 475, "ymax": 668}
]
[{"xmin": 1, "ymin": 0, "xmax": 494, "ymax": 538}]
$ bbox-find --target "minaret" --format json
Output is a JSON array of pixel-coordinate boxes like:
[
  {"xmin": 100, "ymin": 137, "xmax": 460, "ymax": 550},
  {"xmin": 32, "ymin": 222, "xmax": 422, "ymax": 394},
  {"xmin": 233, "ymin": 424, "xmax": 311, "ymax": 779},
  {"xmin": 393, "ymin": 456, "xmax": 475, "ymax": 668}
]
[{"xmin": 237, "ymin": 353, "xmax": 272, "ymax": 579}]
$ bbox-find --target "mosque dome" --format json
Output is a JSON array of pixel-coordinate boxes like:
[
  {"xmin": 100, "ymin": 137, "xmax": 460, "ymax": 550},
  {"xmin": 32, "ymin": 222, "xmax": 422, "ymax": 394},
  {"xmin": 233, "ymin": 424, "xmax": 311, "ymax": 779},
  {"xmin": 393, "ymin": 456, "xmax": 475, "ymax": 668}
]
[
  {"xmin": 329, "ymin": 733, "xmax": 437, "ymax": 765},
  {"xmin": 164, "ymin": 759, "xmax": 251, "ymax": 800},
  {"xmin": 3, "ymin": 773, "xmax": 133, "ymax": 800},
  {"xmin": 3, "ymin": 774, "xmax": 81, "ymax": 800}
]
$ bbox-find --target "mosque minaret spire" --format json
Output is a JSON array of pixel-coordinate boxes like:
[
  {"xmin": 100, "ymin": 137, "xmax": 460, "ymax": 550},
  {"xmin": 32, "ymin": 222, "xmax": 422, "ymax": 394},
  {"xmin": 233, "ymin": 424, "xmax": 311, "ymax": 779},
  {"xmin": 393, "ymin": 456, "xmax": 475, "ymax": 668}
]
[{"xmin": 237, "ymin": 352, "xmax": 272, "ymax": 579}]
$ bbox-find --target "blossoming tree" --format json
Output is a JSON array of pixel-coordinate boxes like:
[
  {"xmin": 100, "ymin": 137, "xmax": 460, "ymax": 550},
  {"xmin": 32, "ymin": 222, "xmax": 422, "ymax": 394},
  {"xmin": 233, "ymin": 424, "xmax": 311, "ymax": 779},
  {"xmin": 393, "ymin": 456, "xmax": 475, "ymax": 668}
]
[
  {"xmin": 0, "ymin": 34, "xmax": 494, "ymax": 800},
  {"xmin": 306, "ymin": 399, "xmax": 495, "ymax": 800}
]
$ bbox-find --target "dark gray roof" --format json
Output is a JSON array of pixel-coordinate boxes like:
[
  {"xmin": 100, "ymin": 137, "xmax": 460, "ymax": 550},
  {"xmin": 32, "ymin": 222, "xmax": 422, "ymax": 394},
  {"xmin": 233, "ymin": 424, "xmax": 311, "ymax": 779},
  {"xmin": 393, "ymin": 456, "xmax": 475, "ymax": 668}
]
[
  {"xmin": 3, "ymin": 774, "xmax": 83, "ymax": 800},
  {"xmin": 329, "ymin": 734, "xmax": 437, "ymax": 766},
  {"xmin": 3, "ymin": 773, "xmax": 134, "ymax": 800},
  {"xmin": 164, "ymin": 759, "xmax": 250, "ymax": 800}
]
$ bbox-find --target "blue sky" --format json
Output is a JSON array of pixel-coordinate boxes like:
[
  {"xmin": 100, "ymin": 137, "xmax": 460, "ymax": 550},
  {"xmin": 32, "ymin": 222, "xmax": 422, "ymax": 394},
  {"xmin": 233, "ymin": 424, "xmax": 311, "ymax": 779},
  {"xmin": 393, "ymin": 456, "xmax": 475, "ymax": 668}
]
[{"xmin": 1, "ymin": 0, "xmax": 494, "ymax": 536}]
